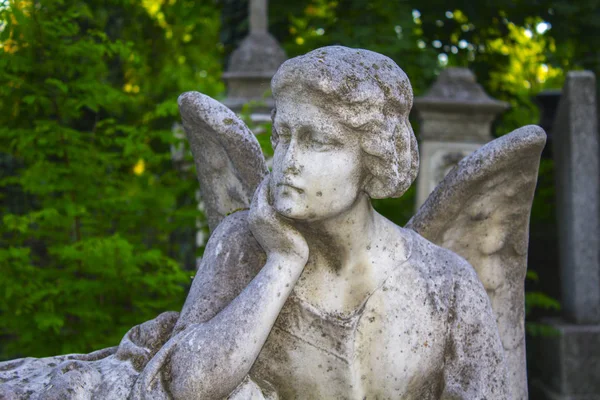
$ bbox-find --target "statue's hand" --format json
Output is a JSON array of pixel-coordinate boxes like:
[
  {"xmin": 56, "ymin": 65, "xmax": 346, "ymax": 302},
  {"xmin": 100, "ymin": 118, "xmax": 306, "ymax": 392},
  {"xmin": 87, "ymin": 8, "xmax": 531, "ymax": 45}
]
[{"xmin": 248, "ymin": 177, "xmax": 309, "ymax": 263}]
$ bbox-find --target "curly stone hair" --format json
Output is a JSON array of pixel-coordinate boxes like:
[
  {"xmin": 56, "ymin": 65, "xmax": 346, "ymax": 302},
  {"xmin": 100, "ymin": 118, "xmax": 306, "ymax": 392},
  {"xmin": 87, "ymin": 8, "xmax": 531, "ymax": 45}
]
[{"xmin": 270, "ymin": 46, "xmax": 419, "ymax": 199}]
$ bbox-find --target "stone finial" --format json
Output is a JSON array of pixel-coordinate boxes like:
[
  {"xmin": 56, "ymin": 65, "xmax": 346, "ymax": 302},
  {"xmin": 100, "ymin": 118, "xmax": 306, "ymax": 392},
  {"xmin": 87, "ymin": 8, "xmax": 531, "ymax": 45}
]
[
  {"xmin": 249, "ymin": 0, "xmax": 267, "ymax": 34},
  {"xmin": 222, "ymin": 0, "xmax": 286, "ymax": 113},
  {"xmin": 415, "ymin": 67, "xmax": 509, "ymax": 143}
]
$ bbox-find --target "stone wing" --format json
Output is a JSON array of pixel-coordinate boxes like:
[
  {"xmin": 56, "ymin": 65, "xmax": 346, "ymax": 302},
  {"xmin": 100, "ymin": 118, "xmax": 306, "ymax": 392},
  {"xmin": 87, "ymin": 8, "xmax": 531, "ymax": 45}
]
[
  {"xmin": 406, "ymin": 125, "xmax": 546, "ymax": 400},
  {"xmin": 178, "ymin": 92, "xmax": 268, "ymax": 233}
]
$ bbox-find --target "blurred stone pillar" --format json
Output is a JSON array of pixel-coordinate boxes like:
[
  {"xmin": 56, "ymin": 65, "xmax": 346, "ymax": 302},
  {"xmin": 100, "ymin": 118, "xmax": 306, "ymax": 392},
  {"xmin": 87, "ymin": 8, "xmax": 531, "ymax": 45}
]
[
  {"xmin": 414, "ymin": 68, "xmax": 508, "ymax": 208},
  {"xmin": 534, "ymin": 71, "xmax": 600, "ymax": 400}
]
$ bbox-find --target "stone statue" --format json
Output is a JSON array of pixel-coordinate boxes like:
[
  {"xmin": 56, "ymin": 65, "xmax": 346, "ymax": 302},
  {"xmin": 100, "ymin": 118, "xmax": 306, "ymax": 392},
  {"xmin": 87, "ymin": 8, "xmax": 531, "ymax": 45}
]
[{"xmin": 0, "ymin": 46, "xmax": 545, "ymax": 400}]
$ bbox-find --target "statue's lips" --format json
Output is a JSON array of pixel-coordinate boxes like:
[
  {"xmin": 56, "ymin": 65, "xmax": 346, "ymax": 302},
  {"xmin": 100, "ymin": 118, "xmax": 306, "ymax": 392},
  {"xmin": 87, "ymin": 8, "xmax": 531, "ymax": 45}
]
[{"xmin": 276, "ymin": 182, "xmax": 304, "ymax": 194}]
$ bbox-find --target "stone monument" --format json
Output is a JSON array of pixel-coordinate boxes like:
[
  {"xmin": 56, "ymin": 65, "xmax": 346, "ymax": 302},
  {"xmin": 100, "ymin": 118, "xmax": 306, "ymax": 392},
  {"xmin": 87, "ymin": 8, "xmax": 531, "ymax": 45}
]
[
  {"xmin": 222, "ymin": 0, "xmax": 286, "ymax": 122},
  {"xmin": 534, "ymin": 71, "xmax": 600, "ymax": 400},
  {"xmin": 414, "ymin": 68, "xmax": 509, "ymax": 207},
  {"xmin": 0, "ymin": 46, "xmax": 545, "ymax": 400}
]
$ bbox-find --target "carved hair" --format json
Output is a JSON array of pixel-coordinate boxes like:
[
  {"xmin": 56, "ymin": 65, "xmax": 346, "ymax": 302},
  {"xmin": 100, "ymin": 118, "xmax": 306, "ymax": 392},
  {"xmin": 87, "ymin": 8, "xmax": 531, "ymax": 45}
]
[{"xmin": 271, "ymin": 46, "xmax": 419, "ymax": 199}]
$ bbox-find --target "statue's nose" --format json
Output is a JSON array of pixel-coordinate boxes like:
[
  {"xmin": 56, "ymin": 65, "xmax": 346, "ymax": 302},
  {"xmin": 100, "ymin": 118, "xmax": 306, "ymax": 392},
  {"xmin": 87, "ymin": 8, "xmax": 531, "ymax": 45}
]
[
  {"xmin": 283, "ymin": 164, "xmax": 302, "ymax": 176},
  {"xmin": 281, "ymin": 139, "xmax": 303, "ymax": 176}
]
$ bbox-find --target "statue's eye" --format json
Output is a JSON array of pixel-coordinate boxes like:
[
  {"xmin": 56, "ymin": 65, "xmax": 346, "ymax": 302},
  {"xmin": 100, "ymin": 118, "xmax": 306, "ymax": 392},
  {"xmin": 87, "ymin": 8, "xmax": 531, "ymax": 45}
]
[
  {"xmin": 278, "ymin": 127, "xmax": 291, "ymax": 142},
  {"xmin": 310, "ymin": 138, "xmax": 336, "ymax": 151}
]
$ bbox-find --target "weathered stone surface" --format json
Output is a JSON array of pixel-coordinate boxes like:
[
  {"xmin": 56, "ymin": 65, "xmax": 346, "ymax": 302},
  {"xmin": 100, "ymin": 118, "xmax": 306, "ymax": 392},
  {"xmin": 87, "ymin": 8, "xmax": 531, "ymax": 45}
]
[
  {"xmin": 416, "ymin": 140, "xmax": 481, "ymax": 206},
  {"xmin": 0, "ymin": 46, "xmax": 545, "ymax": 400},
  {"xmin": 552, "ymin": 71, "xmax": 600, "ymax": 324},
  {"xmin": 0, "ymin": 311, "xmax": 178, "ymax": 399},
  {"xmin": 249, "ymin": 0, "xmax": 268, "ymax": 34},
  {"xmin": 178, "ymin": 92, "xmax": 268, "ymax": 232}
]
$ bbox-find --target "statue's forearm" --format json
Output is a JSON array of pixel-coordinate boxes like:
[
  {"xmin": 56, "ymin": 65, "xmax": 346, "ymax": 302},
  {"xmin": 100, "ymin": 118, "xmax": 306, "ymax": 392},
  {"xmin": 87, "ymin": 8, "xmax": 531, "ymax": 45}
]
[{"xmin": 167, "ymin": 254, "xmax": 305, "ymax": 400}]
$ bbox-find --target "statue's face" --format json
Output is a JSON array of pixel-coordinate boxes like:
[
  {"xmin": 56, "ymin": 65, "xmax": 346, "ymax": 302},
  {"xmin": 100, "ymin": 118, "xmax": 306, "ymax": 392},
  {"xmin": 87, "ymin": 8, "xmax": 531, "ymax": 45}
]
[{"xmin": 270, "ymin": 94, "xmax": 364, "ymax": 221}]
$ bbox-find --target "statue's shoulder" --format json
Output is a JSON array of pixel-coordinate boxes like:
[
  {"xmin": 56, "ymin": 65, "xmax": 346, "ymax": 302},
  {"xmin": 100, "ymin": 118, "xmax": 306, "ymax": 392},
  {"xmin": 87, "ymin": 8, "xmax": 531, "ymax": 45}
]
[
  {"xmin": 202, "ymin": 210, "xmax": 265, "ymax": 273},
  {"xmin": 400, "ymin": 228, "xmax": 483, "ymax": 295},
  {"xmin": 207, "ymin": 209, "xmax": 253, "ymax": 245},
  {"xmin": 175, "ymin": 210, "xmax": 266, "ymax": 329}
]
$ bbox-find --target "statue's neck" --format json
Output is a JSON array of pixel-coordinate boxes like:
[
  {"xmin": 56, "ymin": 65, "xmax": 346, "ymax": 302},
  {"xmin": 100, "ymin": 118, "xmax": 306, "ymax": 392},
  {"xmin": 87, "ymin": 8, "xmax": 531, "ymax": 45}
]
[{"xmin": 294, "ymin": 193, "xmax": 377, "ymax": 272}]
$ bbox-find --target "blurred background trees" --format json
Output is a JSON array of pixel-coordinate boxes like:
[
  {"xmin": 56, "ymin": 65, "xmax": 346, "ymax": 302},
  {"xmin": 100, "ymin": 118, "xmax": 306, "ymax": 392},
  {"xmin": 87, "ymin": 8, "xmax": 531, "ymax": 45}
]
[
  {"xmin": 0, "ymin": 0, "xmax": 222, "ymax": 357},
  {"xmin": 0, "ymin": 0, "xmax": 595, "ymax": 359}
]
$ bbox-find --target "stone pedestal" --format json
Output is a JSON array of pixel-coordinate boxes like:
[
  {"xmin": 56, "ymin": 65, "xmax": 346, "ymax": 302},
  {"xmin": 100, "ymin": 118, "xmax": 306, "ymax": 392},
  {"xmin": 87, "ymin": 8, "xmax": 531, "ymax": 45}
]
[
  {"xmin": 534, "ymin": 71, "xmax": 600, "ymax": 400},
  {"xmin": 533, "ymin": 321, "xmax": 600, "ymax": 400},
  {"xmin": 414, "ymin": 68, "xmax": 508, "ymax": 207}
]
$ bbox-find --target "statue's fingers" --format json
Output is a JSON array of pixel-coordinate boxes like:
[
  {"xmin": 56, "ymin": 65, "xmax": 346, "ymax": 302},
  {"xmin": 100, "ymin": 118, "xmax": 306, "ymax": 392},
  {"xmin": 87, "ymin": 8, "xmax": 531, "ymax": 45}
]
[
  {"xmin": 251, "ymin": 177, "xmax": 272, "ymax": 213},
  {"xmin": 249, "ymin": 177, "xmax": 274, "ymax": 227}
]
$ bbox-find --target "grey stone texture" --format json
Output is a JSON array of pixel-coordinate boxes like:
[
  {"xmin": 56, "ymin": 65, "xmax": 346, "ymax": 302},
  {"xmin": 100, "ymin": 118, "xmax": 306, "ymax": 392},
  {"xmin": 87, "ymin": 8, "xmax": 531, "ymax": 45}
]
[
  {"xmin": 249, "ymin": 0, "xmax": 268, "ymax": 33},
  {"xmin": 552, "ymin": 71, "xmax": 600, "ymax": 324},
  {"xmin": 0, "ymin": 311, "xmax": 178, "ymax": 399},
  {"xmin": 0, "ymin": 46, "xmax": 546, "ymax": 399},
  {"xmin": 178, "ymin": 92, "xmax": 268, "ymax": 232},
  {"xmin": 414, "ymin": 68, "xmax": 509, "ymax": 207}
]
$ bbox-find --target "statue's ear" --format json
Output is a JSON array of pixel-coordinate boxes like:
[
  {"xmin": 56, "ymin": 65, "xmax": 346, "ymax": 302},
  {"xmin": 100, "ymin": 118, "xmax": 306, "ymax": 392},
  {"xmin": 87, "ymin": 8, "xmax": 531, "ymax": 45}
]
[
  {"xmin": 270, "ymin": 108, "xmax": 279, "ymax": 150},
  {"xmin": 407, "ymin": 121, "xmax": 419, "ymax": 186},
  {"xmin": 363, "ymin": 120, "xmax": 419, "ymax": 199},
  {"xmin": 363, "ymin": 170, "xmax": 392, "ymax": 199}
]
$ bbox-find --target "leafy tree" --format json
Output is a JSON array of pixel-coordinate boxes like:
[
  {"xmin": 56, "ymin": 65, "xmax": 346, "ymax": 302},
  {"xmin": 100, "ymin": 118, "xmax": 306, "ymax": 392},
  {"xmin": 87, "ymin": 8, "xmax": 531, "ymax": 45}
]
[{"xmin": 0, "ymin": 0, "xmax": 222, "ymax": 358}]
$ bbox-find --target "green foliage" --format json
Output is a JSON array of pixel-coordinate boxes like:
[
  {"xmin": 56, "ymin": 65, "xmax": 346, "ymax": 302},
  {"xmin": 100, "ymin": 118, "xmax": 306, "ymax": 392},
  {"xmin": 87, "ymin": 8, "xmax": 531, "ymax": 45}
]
[
  {"xmin": 371, "ymin": 186, "xmax": 416, "ymax": 227},
  {"xmin": 0, "ymin": 0, "xmax": 222, "ymax": 358},
  {"xmin": 270, "ymin": 0, "xmax": 440, "ymax": 95},
  {"xmin": 525, "ymin": 271, "xmax": 561, "ymax": 337},
  {"xmin": 238, "ymin": 100, "xmax": 275, "ymax": 159}
]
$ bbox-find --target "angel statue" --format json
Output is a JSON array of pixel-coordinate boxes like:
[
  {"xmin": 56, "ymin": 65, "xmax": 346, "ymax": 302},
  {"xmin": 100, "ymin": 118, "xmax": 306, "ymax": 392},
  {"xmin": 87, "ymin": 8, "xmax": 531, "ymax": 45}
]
[{"xmin": 0, "ymin": 46, "xmax": 544, "ymax": 400}]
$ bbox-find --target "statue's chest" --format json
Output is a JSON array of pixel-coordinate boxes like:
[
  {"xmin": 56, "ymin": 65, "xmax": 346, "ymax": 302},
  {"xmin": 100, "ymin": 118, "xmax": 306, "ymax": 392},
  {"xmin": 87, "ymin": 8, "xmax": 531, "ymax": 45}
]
[
  {"xmin": 250, "ymin": 272, "xmax": 451, "ymax": 399},
  {"xmin": 250, "ymin": 292, "xmax": 364, "ymax": 399},
  {"xmin": 354, "ymin": 275, "xmax": 450, "ymax": 397}
]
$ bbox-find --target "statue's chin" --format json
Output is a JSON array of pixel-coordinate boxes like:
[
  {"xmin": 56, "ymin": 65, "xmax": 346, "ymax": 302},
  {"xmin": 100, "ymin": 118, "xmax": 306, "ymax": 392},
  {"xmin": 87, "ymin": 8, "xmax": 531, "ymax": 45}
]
[{"xmin": 273, "ymin": 201, "xmax": 314, "ymax": 221}]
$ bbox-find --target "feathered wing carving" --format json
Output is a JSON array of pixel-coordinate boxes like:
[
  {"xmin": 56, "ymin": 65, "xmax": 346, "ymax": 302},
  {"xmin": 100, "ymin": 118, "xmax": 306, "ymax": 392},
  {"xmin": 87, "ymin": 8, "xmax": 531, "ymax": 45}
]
[
  {"xmin": 406, "ymin": 125, "xmax": 546, "ymax": 400},
  {"xmin": 178, "ymin": 92, "xmax": 268, "ymax": 233}
]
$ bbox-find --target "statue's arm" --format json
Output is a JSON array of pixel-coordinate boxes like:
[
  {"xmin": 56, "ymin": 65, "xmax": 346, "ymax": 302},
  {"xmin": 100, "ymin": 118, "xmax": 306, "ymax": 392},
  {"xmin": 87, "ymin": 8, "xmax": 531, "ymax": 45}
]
[
  {"xmin": 133, "ymin": 179, "xmax": 307, "ymax": 400},
  {"xmin": 171, "ymin": 210, "xmax": 267, "ymax": 336},
  {"xmin": 441, "ymin": 258, "xmax": 510, "ymax": 399},
  {"xmin": 164, "ymin": 252, "xmax": 304, "ymax": 399}
]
